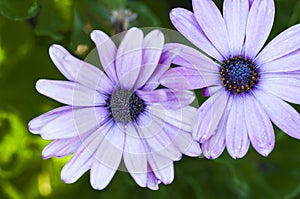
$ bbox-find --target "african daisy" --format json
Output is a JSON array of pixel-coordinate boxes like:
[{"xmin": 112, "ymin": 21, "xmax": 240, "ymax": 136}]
[
  {"xmin": 28, "ymin": 28, "xmax": 201, "ymax": 189},
  {"xmin": 161, "ymin": 0, "xmax": 300, "ymax": 158}
]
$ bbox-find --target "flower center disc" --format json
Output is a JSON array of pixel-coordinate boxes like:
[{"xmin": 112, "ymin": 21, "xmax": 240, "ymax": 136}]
[
  {"xmin": 220, "ymin": 56, "xmax": 259, "ymax": 93},
  {"xmin": 108, "ymin": 89, "xmax": 145, "ymax": 123}
]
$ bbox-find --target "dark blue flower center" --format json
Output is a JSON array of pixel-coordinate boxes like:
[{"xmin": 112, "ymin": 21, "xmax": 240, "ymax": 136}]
[
  {"xmin": 220, "ymin": 56, "xmax": 259, "ymax": 93},
  {"xmin": 107, "ymin": 89, "xmax": 145, "ymax": 123}
]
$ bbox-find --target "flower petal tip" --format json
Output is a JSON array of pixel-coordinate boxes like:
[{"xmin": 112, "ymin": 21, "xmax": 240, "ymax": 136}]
[
  {"xmin": 49, "ymin": 44, "xmax": 66, "ymax": 58},
  {"xmin": 198, "ymin": 136, "xmax": 209, "ymax": 144},
  {"xmin": 90, "ymin": 30, "xmax": 99, "ymax": 40},
  {"xmin": 127, "ymin": 27, "xmax": 143, "ymax": 36},
  {"xmin": 61, "ymin": 178, "xmax": 72, "ymax": 184},
  {"xmin": 169, "ymin": 7, "xmax": 182, "ymax": 18},
  {"xmin": 28, "ymin": 120, "xmax": 38, "ymax": 134},
  {"xmin": 261, "ymin": 152, "xmax": 270, "ymax": 157},
  {"xmin": 205, "ymin": 155, "xmax": 214, "ymax": 160},
  {"xmin": 49, "ymin": 44, "xmax": 61, "ymax": 51},
  {"xmin": 185, "ymin": 142, "xmax": 202, "ymax": 157},
  {"xmin": 169, "ymin": 9, "xmax": 177, "ymax": 18},
  {"xmin": 40, "ymin": 133, "xmax": 51, "ymax": 141},
  {"xmin": 61, "ymin": 171, "xmax": 75, "ymax": 184},
  {"xmin": 229, "ymin": 152, "xmax": 245, "ymax": 159},
  {"xmin": 159, "ymin": 175, "xmax": 174, "ymax": 186},
  {"xmin": 203, "ymin": 151, "xmax": 221, "ymax": 160},
  {"xmin": 41, "ymin": 154, "xmax": 51, "ymax": 160},
  {"xmin": 148, "ymin": 29, "xmax": 164, "ymax": 42},
  {"xmin": 258, "ymin": 148, "xmax": 272, "ymax": 157},
  {"xmin": 90, "ymin": 181, "xmax": 108, "ymax": 191},
  {"xmin": 35, "ymin": 79, "xmax": 46, "ymax": 94},
  {"xmin": 190, "ymin": 150, "xmax": 202, "ymax": 157},
  {"xmin": 128, "ymin": 27, "xmax": 139, "ymax": 31},
  {"xmin": 90, "ymin": 30, "xmax": 107, "ymax": 44},
  {"xmin": 148, "ymin": 185, "xmax": 159, "ymax": 191}
]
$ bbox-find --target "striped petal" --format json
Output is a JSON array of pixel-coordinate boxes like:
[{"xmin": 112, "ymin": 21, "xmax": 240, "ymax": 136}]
[
  {"xmin": 169, "ymin": 8, "xmax": 224, "ymax": 61},
  {"xmin": 192, "ymin": 0, "xmax": 231, "ymax": 59},
  {"xmin": 49, "ymin": 45, "xmax": 113, "ymax": 94},
  {"xmin": 90, "ymin": 30, "xmax": 118, "ymax": 84},
  {"xmin": 225, "ymin": 95, "xmax": 250, "ymax": 158},
  {"xmin": 244, "ymin": 0, "xmax": 274, "ymax": 58},
  {"xmin": 36, "ymin": 80, "xmax": 107, "ymax": 106},
  {"xmin": 116, "ymin": 28, "xmax": 143, "ymax": 89}
]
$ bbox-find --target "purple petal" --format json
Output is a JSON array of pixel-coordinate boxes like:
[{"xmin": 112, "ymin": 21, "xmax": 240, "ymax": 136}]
[
  {"xmin": 145, "ymin": 171, "xmax": 160, "ymax": 190},
  {"xmin": 61, "ymin": 156, "xmax": 92, "ymax": 184},
  {"xmin": 258, "ymin": 76, "xmax": 300, "ymax": 104},
  {"xmin": 148, "ymin": 108, "xmax": 201, "ymax": 157},
  {"xmin": 90, "ymin": 163, "xmax": 117, "ymax": 190},
  {"xmin": 181, "ymin": 141, "xmax": 201, "ymax": 157},
  {"xmin": 193, "ymin": 89, "xmax": 230, "ymax": 143},
  {"xmin": 160, "ymin": 67, "xmax": 220, "ymax": 90},
  {"xmin": 159, "ymin": 121, "xmax": 201, "ymax": 157},
  {"xmin": 60, "ymin": 130, "xmax": 101, "ymax": 183},
  {"xmin": 142, "ymin": 108, "xmax": 201, "ymax": 157},
  {"xmin": 223, "ymin": 0, "xmax": 249, "ymax": 55},
  {"xmin": 42, "ymin": 138, "xmax": 79, "ymax": 158},
  {"xmin": 202, "ymin": 85, "xmax": 223, "ymax": 97},
  {"xmin": 49, "ymin": 45, "xmax": 113, "ymax": 94},
  {"xmin": 123, "ymin": 123, "xmax": 148, "ymax": 187},
  {"xmin": 225, "ymin": 95, "xmax": 250, "ymax": 159},
  {"xmin": 61, "ymin": 120, "xmax": 116, "ymax": 184},
  {"xmin": 39, "ymin": 107, "xmax": 109, "ymax": 140},
  {"xmin": 28, "ymin": 106, "xmax": 72, "ymax": 134},
  {"xmin": 248, "ymin": 0, "xmax": 254, "ymax": 7},
  {"xmin": 244, "ymin": 94, "xmax": 274, "ymax": 156},
  {"xmin": 244, "ymin": 0, "xmax": 274, "ymax": 58},
  {"xmin": 92, "ymin": 122, "xmax": 124, "ymax": 171},
  {"xmin": 201, "ymin": 97, "xmax": 230, "ymax": 159},
  {"xmin": 156, "ymin": 164, "xmax": 174, "ymax": 185},
  {"xmin": 253, "ymin": 89, "xmax": 300, "ymax": 139},
  {"xmin": 142, "ymin": 46, "xmax": 181, "ymax": 91},
  {"xmin": 202, "ymin": 130, "xmax": 226, "ymax": 159},
  {"xmin": 256, "ymin": 24, "xmax": 300, "ymax": 65},
  {"xmin": 147, "ymin": 156, "xmax": 174, "ymax": 185},
  {"xmin": 36, "ymin": 80, "xmax": 107, "ymax": 106},
  {"xmin": 192, "ymin": 0, "xmax": 231, "ymax": 59},
  {"xmin": 136, "ymin": 112, "xmax": 182, "ymax": 161},
  {"xmin": 136, "ymin": 89, "xmax": 195, "ymax": 109},
  {"xmin": 134, "ymin": 30, "xmax": 164, "ymax": 89},
  {"xmin": 116, "ymin": 28, "xmax": 143, "ymax": 89},
  {"xmin": 153, "ymin": 110, "xmax": 202, "ymax": 157},
  {"xmin": 148, "ymin": 105, "xmax": 197, "ymax": 133},
  {"xmin": 89, "ymin": 122, "xmax": 124, "ymax": 190},
  {"xmin": 169, "ymin": 8, "xmax": 224, "ymax": 61},
  {"xmin": 162, "ymin": 43, "xmax": 219, "ymax": 73},
  {"xmin": 90, "ymin": 30, "xmax": 118, "ymax": 84},
  {"xmin": 259, "ymin": 72, "xmax": 300, "ymax": 79},
  {"xmin": 42, "ymin": 137, "xmax": 81, "ymax": 159},
  {"xmin": 259, "ymin": 50, "xmax": 300, "ymax": 73}
]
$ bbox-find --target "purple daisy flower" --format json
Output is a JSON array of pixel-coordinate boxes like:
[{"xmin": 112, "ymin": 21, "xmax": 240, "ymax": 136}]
[
  {"xmin": 161, "ymin": 0, "xmax": 300, "ymax": 159},
  {"xmin": 28, "ymin": 28, "xmax": 201, "ymax": 190}
]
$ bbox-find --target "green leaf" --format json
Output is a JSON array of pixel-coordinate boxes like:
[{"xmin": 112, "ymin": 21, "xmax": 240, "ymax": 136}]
[
  {"xmin": 0, "ymin": 112, "xmax": 29, "ymax": 179},
  {"xmin": 127, "ymin": 2, "xmax": 161, "ymax": 27},
  {"xmin": 0, "ymin": 0, "xmax": 39, "ymax": 20},
  {"xmin": 74, "ymin": 0, "xmax": 113, "ymax": 34},
  {"xmin": 34, "ymin": 0, "xmax": 72, "ymax": 41},
  {"xmin": 69, "ymin": 8, "xmax": 91, "ymax": 53},
  {"xmin": 288, "ymin": 0, "xmax": 300, "ymax": 26},
  {"xmin": 0, "ymin": 17, "xmax": 34, "ymax": 76},
  {"xmin": 98, "ymin": 0, "xmax": 127, "ymax": 10}
]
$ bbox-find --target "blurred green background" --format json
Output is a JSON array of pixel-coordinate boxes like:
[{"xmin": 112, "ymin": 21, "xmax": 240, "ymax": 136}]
[{"xmin": 1, "ymin": 0, "xmax": 300, "ymax": 198}]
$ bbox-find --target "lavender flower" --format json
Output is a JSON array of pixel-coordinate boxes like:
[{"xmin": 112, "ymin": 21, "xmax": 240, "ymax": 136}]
[
  {"xmin": 28, "ymin": 28, "xmax": 201, "ymax": 190},
  {"xmin": 162, "ymin": 0, "xmax": 300, "ymax": 159}
]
